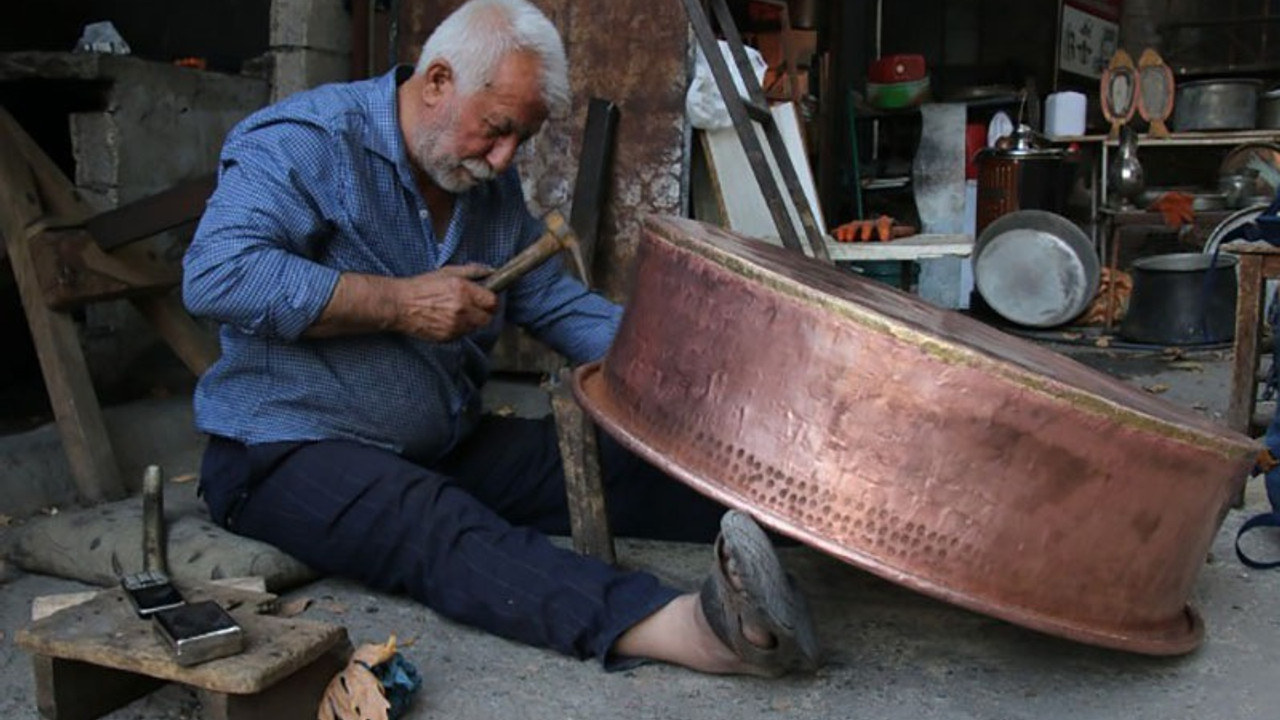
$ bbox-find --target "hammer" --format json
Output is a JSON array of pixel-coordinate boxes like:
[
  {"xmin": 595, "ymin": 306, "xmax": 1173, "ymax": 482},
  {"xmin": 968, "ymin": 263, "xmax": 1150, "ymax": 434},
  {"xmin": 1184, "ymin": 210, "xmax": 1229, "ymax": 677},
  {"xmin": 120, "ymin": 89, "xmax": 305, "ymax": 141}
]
[{"xmin": 481, "ymin": 209, "xmax": 591, "ymax": 292}]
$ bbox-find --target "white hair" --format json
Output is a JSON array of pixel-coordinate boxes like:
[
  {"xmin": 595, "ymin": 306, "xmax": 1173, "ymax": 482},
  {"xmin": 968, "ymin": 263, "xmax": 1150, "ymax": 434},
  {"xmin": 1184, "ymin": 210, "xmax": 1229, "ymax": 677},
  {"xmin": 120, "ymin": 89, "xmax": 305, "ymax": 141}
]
[{"xmin": 415, "ymin": 0, "xmax": 570, "ymax": 116}]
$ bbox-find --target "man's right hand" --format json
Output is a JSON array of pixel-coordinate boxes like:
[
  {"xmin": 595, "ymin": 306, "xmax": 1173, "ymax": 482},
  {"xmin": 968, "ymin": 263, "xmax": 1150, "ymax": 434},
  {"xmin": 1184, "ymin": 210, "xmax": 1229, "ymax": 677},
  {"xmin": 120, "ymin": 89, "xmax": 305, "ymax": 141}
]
[
  {"xmin": 390, "ymin": 264, "xmax": 498, "ymax": 341},
  {"xmin": 306, "ymin": 264, "xmax": 498, "ymax": 341}
]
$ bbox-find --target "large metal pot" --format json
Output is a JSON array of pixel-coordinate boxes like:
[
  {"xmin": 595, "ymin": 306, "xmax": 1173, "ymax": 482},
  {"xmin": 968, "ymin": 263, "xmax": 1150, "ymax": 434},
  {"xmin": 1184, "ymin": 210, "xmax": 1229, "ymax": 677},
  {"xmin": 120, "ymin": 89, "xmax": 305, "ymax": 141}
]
[
  {"xmin": 972, "ymin": 210, "xmax": 1100, "ymax": 328},
  {"xmin": 1173, "ymin": 79, "xmax": 1261, "ymax": 131},
  {"xmin": 976, "ymin": 128, "xmax": 1078, "ymax": 233},
  {"xmin": 576, "ymin": 214, "xmax": 1256, "ymax": 656},
  {"xmin": 1119, "ymin": 253, "xmax": 1238, "ymax": 345}
]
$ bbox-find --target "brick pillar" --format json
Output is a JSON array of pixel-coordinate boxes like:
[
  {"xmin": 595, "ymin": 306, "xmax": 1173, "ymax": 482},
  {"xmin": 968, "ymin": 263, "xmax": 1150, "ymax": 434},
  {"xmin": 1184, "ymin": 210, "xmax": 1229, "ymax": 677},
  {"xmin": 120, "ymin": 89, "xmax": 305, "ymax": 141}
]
[{"xmin": 269, "ymin": 0, "xmax": 352, "ymax": 101}]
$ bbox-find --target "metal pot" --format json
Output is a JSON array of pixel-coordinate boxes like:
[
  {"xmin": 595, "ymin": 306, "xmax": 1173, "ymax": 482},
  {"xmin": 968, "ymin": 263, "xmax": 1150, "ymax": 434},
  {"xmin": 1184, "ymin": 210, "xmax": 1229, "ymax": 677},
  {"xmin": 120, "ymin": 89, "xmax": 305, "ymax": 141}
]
[
  {"xmin": 1173, "ymin": 79, "xmax": 1261, "ymax": 131},
  {"xmin": 576, "ymin": 214, "xmax": 1256, "ymax": 656},
  {"xmin": 1119, "ymin": 253, "xmax": 1238, "ymax": 345},
  {"xmin": 976, "ymin": 127, "xmax": 1078, "ymax": 233},
  {"xmin": 972, "ymin": 209, "xmax": 1100, "ymax": 328}
]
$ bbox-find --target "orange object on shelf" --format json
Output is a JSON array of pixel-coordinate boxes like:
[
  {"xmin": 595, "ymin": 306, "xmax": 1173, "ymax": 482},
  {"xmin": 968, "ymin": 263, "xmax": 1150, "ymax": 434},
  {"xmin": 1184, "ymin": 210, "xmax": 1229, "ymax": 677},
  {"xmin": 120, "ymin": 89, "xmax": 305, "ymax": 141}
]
[
  {"xmin": 1147, "ymin": 191, "xmax": 1194, "ymax": 228},
  {"xmin": 830, "ymin": 215, "xmax": 918, "ymax": 243},
  {"xmin": 173, "ymin": 57, "xmax": 207, "ymax": 71}
]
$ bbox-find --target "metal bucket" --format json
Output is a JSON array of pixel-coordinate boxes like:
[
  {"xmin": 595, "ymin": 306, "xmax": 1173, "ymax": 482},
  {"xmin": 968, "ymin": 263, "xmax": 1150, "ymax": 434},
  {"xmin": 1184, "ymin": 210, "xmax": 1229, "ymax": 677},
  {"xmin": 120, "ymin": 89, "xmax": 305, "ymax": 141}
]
[
  {"xmin": 1119, "ymin": 253, "xmax": 1238, "ymax": 345},
  {"xmin": 576, "ymin": 215, "xmax": 1256, "ymax": 655}
]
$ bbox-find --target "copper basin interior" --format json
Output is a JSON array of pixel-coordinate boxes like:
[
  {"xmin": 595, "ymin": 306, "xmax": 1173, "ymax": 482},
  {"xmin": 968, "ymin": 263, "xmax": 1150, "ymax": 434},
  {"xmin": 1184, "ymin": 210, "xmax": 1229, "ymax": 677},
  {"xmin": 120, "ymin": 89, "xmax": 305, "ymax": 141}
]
[{"xmin": 574, "ymin": 215, "xmax": 1257, "ymax": 656}]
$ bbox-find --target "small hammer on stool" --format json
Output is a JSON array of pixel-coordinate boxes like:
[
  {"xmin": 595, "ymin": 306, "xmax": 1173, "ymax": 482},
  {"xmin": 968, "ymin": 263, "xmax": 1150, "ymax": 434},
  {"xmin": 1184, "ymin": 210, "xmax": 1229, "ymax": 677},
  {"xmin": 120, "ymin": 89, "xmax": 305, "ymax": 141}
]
[{"xmin": 481, "ymin": 209, "xmax": 591, "ymax": 291}]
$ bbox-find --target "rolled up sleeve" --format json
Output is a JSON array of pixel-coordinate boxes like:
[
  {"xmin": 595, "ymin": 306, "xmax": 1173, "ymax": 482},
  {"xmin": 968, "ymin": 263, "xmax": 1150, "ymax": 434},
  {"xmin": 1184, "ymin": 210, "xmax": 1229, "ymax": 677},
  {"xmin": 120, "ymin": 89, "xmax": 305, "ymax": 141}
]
[
  {"xmin": 505, "ymin": 210, "xmax": 623, "ymax": 364},
  {"xmin": 183, "ymin": 125, "xmax": 342, "ymax": 341}
]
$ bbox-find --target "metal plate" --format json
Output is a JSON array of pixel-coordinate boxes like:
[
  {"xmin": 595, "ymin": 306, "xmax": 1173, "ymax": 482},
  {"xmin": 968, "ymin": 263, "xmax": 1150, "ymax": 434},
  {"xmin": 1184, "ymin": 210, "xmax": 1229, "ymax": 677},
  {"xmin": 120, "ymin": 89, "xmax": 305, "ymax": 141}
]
[
  {"xmin": 973, "ymin": 210, "xmax": 1100, "ymax": 328},
  {"xmin": 576, "ymin": 215, "xmax": 1256, "ymax": 655}
]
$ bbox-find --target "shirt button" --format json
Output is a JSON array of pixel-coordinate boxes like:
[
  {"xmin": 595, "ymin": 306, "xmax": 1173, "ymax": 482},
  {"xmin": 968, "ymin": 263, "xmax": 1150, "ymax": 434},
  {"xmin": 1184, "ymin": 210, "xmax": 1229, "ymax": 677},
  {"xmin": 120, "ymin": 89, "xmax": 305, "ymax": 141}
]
[{"xmin": 418, "ymin": 209, "xmax": 429, "ymax": 220}]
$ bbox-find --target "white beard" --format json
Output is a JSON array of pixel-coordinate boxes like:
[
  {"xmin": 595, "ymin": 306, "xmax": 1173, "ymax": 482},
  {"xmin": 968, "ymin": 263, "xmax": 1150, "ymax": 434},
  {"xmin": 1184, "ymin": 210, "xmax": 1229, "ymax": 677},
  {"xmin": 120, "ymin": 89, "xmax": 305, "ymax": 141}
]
[{"xmin": 409, "ymin": 103, "xmax": 496, "ymax": 194}]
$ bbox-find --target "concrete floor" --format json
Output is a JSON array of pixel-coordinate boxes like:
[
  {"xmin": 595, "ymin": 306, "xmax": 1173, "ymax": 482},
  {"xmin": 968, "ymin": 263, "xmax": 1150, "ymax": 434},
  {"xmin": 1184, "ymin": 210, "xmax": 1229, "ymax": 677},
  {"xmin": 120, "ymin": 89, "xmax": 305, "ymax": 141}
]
[{"xmin": 1, "ymin": 342, "xmax": 1278, "ymax": 720}]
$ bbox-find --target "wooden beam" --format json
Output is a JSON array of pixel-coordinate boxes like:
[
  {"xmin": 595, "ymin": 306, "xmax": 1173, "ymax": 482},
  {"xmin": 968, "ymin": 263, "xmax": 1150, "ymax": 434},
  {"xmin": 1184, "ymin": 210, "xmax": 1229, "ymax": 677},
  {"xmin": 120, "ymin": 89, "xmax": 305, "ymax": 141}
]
[
  {"xmin": 132, "ymin": 294, "xmax": 219, "ymax": 377},
  {"xmin": 0, "ymin": 111, "xmax": 126, "ymax": 503},
  {"xmin": 549, "ymin": 368, "xmax": 615, "ymax": 564}
]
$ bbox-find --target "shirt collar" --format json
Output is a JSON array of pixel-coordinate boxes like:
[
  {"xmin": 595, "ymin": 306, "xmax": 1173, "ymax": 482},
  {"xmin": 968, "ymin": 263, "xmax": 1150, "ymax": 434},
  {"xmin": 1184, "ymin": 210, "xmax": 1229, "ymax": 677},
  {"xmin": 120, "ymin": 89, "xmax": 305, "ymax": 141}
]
[{"xmin": 363, "ymin": 65, "xmax": 415, "ymax": 165}]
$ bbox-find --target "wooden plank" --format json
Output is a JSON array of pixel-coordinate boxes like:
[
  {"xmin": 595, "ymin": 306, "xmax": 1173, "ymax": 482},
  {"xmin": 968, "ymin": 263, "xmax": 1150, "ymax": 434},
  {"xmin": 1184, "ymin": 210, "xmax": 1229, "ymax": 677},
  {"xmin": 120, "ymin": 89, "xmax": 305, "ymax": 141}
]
[
  {"xmin": 0, "ymin": 111, "xmax": 126, "ymax": 504},
  {"xmin": 31, "ymin": 592, "xmax": 102, "ymax": 622},
  {"xmin": 16, "ymin": 585, "xmax": 346, "ymax": 696},
  {"xmin": 30, "ymin": 228, "xmax": 183, "ymax": 310},
  {"xmin": 825, "ymin": 234, "xmax": 974, "ymax": 262},
  {"xmin": 132, "ymin": 294, "xmax": 220, "ymax": 377},
  {"xmin": 199, "ymin": 639, "xmax": 350, "ymax": 720},
  {"xmin": 33, "ymin": 654, "xmax": 165, "ymax": 720},
  {"xmin": 85, "ymin": 173, "xmax": 215, "ymax": 252},
  {"xmin": 701, "ymin": 102, "xmax": 827, "ymax": 249},
  {"xmin": 31, "ymin": 577, "xmax": 266, "ymax": 622},
  {"xmin": 1228, "ymin": 254, "xmax": 1265, "ymax": 434},
  {"xmin": 549, "ymin": 369, "xmax": 614, "ymax": 564}
]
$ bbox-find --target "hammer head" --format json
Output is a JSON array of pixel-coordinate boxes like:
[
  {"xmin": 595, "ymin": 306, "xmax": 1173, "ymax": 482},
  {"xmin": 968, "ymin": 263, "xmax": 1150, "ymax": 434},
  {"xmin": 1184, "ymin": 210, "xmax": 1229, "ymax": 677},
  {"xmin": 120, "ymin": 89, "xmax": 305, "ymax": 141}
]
[{"xmin": 543, "ymin": 209, "xmax": 592, "ymax": 287}]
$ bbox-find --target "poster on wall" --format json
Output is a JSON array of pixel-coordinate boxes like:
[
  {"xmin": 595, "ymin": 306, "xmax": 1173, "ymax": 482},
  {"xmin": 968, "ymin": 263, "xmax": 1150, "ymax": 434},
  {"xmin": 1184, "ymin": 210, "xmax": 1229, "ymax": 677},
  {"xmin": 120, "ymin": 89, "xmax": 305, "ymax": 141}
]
[{"xmin": 1059, "ymin": 0, "xmax": 1122, "ymax": 79}]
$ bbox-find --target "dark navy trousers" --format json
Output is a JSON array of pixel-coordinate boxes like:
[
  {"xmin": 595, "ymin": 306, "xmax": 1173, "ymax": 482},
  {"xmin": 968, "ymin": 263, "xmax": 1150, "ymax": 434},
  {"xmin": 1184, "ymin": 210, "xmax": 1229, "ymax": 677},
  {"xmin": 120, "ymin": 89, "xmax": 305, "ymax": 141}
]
[{"xmin": 198, "ymin": 416, "xmax": 728, "ymax": 664}]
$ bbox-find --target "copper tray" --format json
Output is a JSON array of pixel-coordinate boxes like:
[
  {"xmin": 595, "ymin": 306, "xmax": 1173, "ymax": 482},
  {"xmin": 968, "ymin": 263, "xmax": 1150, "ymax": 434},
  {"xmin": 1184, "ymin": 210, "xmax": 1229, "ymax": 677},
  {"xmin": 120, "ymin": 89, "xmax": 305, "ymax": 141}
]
[{"xmin": 575, "ymin": 215, "xmax": 1257, "ymax": 655}]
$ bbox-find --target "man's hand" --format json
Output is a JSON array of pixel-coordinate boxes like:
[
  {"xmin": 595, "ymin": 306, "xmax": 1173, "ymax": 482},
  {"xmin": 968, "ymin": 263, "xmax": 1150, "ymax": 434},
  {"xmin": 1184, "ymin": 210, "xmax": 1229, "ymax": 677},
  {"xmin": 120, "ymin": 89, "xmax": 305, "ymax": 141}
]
[
  {"xmin": 305, "ymin": 264, "xmax": 496, "ymax": 341},
  {"xmin": 391, "ymin": 264, "xmax": 498, "ymax": 341}
]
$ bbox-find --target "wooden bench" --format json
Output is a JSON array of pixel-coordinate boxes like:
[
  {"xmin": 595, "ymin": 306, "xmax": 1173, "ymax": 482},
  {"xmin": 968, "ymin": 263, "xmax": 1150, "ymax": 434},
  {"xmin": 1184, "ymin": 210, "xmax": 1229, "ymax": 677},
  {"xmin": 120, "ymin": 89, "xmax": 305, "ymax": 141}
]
[{"xmin": 16, "ymin": 584, "xmax": 349, "ymax": 720}]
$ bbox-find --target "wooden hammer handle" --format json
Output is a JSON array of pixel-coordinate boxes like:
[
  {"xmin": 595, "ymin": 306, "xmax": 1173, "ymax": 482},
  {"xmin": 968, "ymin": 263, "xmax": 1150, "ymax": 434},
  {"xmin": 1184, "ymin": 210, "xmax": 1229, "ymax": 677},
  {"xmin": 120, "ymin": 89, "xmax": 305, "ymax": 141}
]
[{"xmin": 481, "ymin": 211, "xmax": 574, "ymax": 292}]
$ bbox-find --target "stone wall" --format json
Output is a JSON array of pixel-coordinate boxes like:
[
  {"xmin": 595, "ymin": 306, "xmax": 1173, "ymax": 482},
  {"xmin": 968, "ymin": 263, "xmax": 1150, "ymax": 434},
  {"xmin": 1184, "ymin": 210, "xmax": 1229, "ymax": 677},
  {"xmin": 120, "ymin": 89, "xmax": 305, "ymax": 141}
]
[{"xmin": 269, "ymin": 0, "xmax": 351, "ymax": 101}]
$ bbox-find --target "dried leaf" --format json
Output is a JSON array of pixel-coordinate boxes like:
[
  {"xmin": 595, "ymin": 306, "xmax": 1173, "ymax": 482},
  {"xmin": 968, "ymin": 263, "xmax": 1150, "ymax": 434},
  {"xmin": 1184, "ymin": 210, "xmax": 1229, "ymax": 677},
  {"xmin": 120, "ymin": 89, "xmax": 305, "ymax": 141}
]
[
  {"xmin": 320, "ymin": 600, "xmax": 349, "ymax": 615},
  {"xmin": 1094, "ymin": 337, "xmax": 1111, "ymax": 348},
  {"xmin": 1167, "ymin": 361, "xmax": 1204, "ymax": 372},
  {"xmin": 0, "ymin": 514, "xmax": 11, "ymax": 527},
  {"xmin": 317, "ymin": 637, "xmax": 402, "ymax": 720},
  {"xmin": 492, "ymin": 405, "xmax": 516, "ymax": 417},
  {"xmin": 319, "ymin": 651, "xmax": 391, "ymax": 720},
  {"xmin": 170, "ymin": 473, "xmax": 198, "ymax": 484},
  {"xmin": 1144, "ymin": 384, "xmax": 1170, "ymax": 394},
  {"xmin": 278, "ymin": 598, "xmax": 313, "ymax": 618},
  {"xmin": 1059, "ymin": 332, "xmax": 1084, "ymax": 341}
]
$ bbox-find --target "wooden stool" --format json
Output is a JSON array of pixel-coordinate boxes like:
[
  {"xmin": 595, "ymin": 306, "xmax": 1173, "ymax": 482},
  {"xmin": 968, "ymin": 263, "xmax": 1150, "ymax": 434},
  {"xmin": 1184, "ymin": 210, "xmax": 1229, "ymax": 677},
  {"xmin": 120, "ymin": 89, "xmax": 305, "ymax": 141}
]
[
  {"xmin": 1223, "ymin": 240, "xmax": 1280, "ymax": 436},
  {"xmin": 16, "ymin": 584, "xmax": 349, "ymax": 720}
]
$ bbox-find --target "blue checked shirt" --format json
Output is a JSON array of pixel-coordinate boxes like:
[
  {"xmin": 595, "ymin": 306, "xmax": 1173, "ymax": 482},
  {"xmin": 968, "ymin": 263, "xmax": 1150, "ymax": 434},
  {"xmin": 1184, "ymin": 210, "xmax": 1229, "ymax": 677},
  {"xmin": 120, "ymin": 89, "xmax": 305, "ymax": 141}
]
[{"xmin": 183, "ymin": 67, "xmax": 621, "ymax": 463}]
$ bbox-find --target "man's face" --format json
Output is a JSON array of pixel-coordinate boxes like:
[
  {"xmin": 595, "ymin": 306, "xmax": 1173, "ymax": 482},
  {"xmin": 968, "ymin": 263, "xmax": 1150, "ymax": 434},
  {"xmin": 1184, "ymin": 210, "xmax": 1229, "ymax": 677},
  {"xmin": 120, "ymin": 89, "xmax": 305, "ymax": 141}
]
[{"xmin": 411, "ymin": 51, "xmax": 549, "ymax": 194}]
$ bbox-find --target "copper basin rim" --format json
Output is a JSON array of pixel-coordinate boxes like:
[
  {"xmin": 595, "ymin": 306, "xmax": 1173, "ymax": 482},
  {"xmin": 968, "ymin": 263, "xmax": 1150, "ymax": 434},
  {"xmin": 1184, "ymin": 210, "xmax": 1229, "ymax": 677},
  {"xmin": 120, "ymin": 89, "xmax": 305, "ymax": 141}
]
[{"xmin": 573, "ymin": 215, "xmax": 1257, "ymax": 656}]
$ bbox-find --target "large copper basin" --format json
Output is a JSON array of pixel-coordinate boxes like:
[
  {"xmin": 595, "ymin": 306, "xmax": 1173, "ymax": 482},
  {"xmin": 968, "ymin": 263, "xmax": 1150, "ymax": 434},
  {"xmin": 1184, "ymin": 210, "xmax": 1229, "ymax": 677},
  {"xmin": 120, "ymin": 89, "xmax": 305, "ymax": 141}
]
[{"xmin": 575, "ymin": 215, "xmax": 1257, "ymax": 655}]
